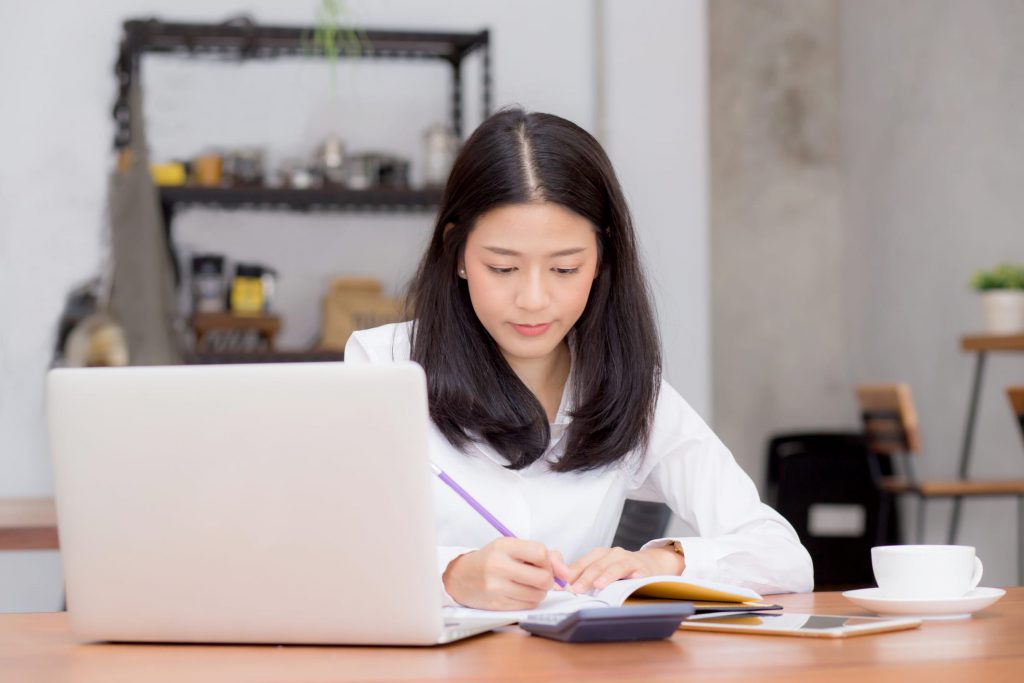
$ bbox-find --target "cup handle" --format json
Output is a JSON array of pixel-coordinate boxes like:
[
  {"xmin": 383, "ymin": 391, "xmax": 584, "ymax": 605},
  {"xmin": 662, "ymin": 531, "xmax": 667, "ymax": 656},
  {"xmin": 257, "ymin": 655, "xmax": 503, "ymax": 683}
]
[{"xmin": 969, "ymin": 557, "xmax": 984, "ymax": 590}]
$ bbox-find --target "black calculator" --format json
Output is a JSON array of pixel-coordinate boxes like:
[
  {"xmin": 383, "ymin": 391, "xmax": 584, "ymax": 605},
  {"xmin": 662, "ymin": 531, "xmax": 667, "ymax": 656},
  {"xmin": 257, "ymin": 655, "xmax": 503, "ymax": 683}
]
[{"xmin": 519, "ymin": 603, "xmax": 695, "ymax": 643}]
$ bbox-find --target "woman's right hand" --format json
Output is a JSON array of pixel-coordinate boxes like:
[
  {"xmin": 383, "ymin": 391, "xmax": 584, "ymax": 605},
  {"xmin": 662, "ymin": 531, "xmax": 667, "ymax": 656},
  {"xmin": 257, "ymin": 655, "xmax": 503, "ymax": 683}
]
[{"xmin": 442, "ymin": 537, "xmax": 570, "ymax": 610}]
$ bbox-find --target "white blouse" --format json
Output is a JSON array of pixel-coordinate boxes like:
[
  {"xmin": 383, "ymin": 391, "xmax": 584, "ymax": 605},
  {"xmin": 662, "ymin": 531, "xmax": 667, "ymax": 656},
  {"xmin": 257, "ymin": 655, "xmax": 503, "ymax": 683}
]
[{"xmin": 345, "ymin": 322, "xmax": 813, "ymax": 599}]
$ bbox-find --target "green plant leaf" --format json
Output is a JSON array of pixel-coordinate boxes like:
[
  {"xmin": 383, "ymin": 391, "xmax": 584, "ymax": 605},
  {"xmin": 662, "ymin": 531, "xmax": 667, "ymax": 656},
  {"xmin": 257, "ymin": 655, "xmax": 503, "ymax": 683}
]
[
  {"xmin": 970, "ymin": 263, "xmax": 1024, "ymax": 291},
  {"xmin": 312, "ymin": 0, "xmax": 371, "ymax": 98}
]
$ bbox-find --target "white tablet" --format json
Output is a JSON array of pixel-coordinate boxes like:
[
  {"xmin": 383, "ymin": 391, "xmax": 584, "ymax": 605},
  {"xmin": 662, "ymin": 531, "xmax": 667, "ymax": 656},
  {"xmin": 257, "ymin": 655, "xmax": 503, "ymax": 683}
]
[{"xmin": 680, "ymin": 612, "xmax": 921, "ymax": 638}]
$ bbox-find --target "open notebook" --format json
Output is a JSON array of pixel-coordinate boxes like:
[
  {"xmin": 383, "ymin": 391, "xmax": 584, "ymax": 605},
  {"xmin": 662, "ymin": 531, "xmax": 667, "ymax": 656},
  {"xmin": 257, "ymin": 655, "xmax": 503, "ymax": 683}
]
[{"xmin": 443, "ymin": 575, "xmax": 781, "ymax": 622}]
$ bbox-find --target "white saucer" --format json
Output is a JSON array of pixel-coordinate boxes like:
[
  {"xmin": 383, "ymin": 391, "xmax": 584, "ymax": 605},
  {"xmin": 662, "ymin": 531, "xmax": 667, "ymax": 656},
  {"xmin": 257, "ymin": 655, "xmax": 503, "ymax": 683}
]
[{"xmin": 841, "ymin": 587, "xmax": 1006, "ymax": 620}]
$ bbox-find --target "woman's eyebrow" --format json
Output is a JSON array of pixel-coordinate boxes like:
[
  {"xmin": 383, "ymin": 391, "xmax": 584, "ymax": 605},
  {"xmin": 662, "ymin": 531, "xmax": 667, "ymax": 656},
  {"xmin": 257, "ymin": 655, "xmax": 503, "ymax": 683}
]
[{"xmin": 483, "ymin": 246, "xmax": 587, "ymax": 257}]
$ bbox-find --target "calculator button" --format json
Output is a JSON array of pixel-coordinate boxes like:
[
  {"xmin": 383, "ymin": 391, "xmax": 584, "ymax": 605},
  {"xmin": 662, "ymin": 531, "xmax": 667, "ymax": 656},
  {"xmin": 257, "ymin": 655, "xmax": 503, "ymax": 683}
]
[{"xmin": 524, "ymin": 613, "xmax": 570, "ymax": 624}]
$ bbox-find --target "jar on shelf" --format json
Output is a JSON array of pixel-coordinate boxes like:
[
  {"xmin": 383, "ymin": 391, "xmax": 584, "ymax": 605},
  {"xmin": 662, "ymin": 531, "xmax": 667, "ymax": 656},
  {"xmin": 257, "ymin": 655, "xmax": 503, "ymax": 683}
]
[
  {"xmin": 230, "ymin": 263, "xmax": 266, "ymax": 315},
  {"xmin": 423, "ymin": 124, "xmax": 459, "ymax": 187},
  {"xmin": 190, "ymin": 254, "xmax": 225, "ymax": 314}
]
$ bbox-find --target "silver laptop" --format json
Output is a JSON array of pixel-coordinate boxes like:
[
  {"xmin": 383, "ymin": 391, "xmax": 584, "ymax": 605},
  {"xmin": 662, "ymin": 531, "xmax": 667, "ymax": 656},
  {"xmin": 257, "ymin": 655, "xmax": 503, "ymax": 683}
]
[{"xmin": 48, "ymin": 362, "xmax": 510, "ymax": 645}]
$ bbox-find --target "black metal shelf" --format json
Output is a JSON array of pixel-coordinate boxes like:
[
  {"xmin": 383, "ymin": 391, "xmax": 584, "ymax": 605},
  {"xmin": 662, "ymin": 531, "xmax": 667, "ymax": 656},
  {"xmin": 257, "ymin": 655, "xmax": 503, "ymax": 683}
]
[
  {"xmin": 112, "ymin": 17, "xmax": 489, "ymax": 339},
  {"xmin": 159, "ymin": 186, "xmax": 442, "ymax": 213},
  {"xmin": 185, "ymin": 350, "xmax": 345, "ymax": 365},
  {"xmin": 114, "ymin": 17, "xmax": 492, "ymax": 148},
  {"xmin": 121, "ymin": 19, "xmax": 488, "ymax": 61}
]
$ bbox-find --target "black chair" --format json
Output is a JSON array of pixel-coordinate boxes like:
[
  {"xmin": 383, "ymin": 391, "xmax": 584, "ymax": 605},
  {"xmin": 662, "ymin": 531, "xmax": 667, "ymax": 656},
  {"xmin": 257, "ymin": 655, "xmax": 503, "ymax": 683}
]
[
  {"xmin": 612, "ymin": 500, "xmax": 673, "ymax": 551},
  {"xmin": 766, "ymin": 432, "xmax": 900, "ymax": 590}
]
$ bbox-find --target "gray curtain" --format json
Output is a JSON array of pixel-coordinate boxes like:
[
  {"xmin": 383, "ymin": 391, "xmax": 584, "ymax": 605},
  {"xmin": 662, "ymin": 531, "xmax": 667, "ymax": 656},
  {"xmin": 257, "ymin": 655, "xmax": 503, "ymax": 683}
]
[{"xmin": 106, "ymin": 81, "xmax": 183, "ymax": 365}]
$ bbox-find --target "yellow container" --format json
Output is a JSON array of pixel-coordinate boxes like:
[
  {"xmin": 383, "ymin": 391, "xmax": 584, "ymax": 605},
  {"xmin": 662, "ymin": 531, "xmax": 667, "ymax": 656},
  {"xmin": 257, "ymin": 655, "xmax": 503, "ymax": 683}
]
[
  {"xmin": 192, "ymin": 154, "xmax": 223, "ymax": 186},
  {"xmin": 150, "ymin": 162, "xmax": 187, "ymax": 186},
  {"xmin": 230, "ymin": 276, "xmax": 264, "ymax": 315}
]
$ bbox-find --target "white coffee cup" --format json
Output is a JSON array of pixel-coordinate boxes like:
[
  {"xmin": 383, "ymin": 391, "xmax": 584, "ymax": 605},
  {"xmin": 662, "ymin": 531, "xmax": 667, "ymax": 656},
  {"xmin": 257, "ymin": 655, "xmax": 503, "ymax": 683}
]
[{"xmin": 871, "ymin": 545, "xmax": 983, "ymax": 599}]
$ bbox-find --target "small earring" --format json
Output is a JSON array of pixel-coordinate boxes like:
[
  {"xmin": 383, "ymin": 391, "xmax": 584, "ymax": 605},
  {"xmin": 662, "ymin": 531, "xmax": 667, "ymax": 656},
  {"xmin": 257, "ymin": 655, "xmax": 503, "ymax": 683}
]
[{"xmin": 458, "ymin": 268, "xmax": 467, "ymax": 278}]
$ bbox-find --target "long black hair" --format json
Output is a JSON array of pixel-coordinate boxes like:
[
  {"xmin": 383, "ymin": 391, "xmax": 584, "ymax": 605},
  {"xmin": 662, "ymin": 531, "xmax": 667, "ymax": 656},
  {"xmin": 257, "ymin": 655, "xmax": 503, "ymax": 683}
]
[{"xmin": 407, "ymin": 107, "xmax": 661, "ymax": 473}]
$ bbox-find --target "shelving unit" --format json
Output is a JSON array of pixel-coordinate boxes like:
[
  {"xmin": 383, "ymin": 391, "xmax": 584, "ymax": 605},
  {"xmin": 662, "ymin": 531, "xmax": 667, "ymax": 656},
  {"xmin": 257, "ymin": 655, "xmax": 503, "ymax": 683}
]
[
  {"xmin": 185, "ymin": 350, "xmax": 345, "ymax": 364},
  {"xmin": 114, "ymin": 18, "xmax": 491, "ymax": 149},
  {"xmin": 158, "ymin": 186, "xmax": 443, "ymax": 214},
  {"xmin": 113, "ymin": 17, "xmax": 491, "ymax": 363}
]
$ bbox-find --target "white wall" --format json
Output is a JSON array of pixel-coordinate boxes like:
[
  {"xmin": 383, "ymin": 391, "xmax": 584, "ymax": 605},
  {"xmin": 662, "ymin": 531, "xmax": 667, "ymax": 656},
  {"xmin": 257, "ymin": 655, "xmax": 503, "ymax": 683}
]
[
  {"xmin": 605, "ymin": 1, "xmax": 709, "ymax": 412},
  {"xmin": 0, "ymin": 0, "xmax": 709, "ymax": 611}
]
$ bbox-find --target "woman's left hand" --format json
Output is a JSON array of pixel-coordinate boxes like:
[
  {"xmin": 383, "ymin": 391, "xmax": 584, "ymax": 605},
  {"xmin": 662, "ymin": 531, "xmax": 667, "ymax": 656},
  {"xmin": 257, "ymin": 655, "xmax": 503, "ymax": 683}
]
[{"xmin": 565, "ymin": 546, "xmax": 685, "ymax": 594}]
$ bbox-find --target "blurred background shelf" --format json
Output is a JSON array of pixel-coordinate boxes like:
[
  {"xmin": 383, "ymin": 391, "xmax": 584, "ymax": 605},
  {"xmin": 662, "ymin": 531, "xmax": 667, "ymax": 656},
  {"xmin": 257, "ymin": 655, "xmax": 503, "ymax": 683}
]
[
  {"xmin": 115, "ymin": 19, "xmax": 492, "ymax": 148},
  {"xmin": 159, "ymin": 186, "xmax": 443, "ymax": 214},
  {"xmin": 119, "ymin": 20, "xmax": 489, "ymax": 60},
  {"xmin": 0, "ymin": 498, "xmax": 58, "ymax": 551},
  {"xmin": 185, "ymin": 350, "xmax": 345, "ymax": 364}
]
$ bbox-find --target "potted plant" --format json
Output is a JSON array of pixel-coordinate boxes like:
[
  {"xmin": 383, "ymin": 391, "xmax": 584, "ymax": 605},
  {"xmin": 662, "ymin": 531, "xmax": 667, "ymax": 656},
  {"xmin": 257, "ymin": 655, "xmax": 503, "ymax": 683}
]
[{"xmin": 970, "ymin": 263, "xmax": 1024, "ymax": 334}]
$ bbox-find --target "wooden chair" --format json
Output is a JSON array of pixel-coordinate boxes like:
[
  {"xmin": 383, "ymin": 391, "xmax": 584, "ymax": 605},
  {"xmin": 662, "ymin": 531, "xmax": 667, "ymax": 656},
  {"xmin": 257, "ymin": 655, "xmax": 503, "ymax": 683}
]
[
  {"xmin": 1009, "ymin": 387, "xmax": 1024, "ymax": 439},
  {"xmin": 856, "ymin": 384, "xmax": 1024, "ymax": 583}
]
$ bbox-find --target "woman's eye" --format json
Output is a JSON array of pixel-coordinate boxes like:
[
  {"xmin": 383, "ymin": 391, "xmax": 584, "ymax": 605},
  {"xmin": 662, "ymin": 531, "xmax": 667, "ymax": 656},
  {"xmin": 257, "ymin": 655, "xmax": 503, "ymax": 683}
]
[
  {"xmin": 487, "ymin": 266, "xmax": 516, "ymax": 274},
  {"xmin": 554, "ymin": 267, "xmax": 580, "ymax": 275}
]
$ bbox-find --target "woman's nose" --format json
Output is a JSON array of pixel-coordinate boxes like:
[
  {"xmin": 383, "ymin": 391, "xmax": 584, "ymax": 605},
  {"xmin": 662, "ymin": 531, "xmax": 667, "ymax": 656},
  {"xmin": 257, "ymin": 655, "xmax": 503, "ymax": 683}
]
[{"xmin": 515, "ymin": 271, "xmax": 550, "ymax": 311}]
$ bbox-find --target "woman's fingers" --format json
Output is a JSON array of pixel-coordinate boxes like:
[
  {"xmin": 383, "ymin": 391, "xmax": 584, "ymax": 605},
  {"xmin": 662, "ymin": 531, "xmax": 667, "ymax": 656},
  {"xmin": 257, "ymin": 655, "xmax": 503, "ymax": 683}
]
[
  {"xmin": 549, "ymin": 550, "xmax": 573, "ymax": 586},
  {"xmin": 501, "ymin": 578, "xmax": 551, "ymax": 606},
  {"xmin": 566, "ymin": 547, "xmax": 610, "ymax": 583},
  {"xmin": 592, "ymin": 561, "xmax": 651, "ymax": 589},
  {"xmin": 570, "ymin": 548, "xmax": 648, "ymax": 593},
  {"xmin": 448, "ymin": 539, "xmax": 673, "ymax": 610},
  {"xmin": 500, "ymin": 539, "xmax": 561, "ymax": 588},
  {"xmin": 445, "ymin": 537, "xmax": 564, "ymax": 610},
  {"xmin": 503, "ymin": 538, "xmax": 552, "ymax": 570},
  {"xmin": 505, "ymin": 556, "xmax": 557, "ymax": 591}
]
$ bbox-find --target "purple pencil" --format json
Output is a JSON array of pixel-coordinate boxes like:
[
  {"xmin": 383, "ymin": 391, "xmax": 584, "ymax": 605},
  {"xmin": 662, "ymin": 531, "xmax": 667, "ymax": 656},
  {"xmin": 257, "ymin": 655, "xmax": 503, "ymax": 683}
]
[{"xmin": 430, "ymin": 463, "xmax": 568, "ymax": 588}]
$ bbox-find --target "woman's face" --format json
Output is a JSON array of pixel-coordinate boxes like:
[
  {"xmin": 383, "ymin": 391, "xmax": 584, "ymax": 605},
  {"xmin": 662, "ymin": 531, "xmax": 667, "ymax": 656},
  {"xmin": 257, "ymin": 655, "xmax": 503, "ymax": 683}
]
[{"xmin": 461, "ymin": 202, "xmax": 599, "ymax": 367}]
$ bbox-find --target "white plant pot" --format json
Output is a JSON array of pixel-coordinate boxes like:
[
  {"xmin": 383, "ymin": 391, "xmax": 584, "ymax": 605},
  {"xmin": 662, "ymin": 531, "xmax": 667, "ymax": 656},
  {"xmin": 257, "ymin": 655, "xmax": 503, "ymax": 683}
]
[{"xmin": 981, "ymin": 290, "xmax": 1024, "ymax": 334}]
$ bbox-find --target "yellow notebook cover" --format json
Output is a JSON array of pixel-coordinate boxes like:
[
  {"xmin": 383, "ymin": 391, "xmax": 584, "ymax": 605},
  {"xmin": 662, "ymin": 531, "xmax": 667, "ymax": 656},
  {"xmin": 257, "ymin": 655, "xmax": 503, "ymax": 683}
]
[{"xmin": 598, "ymin": 577, "xmax": 765, "ymax": 610}]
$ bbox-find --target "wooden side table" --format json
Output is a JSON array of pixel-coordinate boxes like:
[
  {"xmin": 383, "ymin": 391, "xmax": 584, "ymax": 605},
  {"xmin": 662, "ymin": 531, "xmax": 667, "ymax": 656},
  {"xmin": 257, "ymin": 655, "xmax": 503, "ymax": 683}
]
[
  {"xmin": 0, "ymin": 498, "xmax": 58, "ymax": 550},
  {"xmin": 951, "ymin": 333, "xmax": 1024, "ymax": 541}
]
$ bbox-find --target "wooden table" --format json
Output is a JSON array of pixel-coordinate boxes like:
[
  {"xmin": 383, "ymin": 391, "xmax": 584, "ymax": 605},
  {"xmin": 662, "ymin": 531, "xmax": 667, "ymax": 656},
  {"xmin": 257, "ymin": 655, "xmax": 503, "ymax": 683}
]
[
  {"xmin": 1, "ymin": 589, "xmax": 1021, "ymax": 682},
  {"xmin": 951, "ymin": 334, "xmax": 1024, "ymax": 542},
  {"xmin": 0, "ymin": 498, "xmax": 58, "ymax": 550}
]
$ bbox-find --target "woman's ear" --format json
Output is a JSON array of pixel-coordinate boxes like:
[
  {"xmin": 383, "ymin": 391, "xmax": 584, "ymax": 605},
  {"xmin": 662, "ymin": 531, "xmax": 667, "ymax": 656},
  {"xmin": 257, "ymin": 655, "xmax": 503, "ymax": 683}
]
[{"xmin": 445, "ymin": 223, "xmax": 467, "ymax": 278}]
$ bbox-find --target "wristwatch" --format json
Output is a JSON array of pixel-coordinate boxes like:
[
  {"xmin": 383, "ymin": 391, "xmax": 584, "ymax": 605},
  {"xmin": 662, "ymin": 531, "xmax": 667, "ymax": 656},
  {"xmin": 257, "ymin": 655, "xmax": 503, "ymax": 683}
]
[{"xmin": 670, "ymin": 540, "xmax": 686, "ymax": 570}]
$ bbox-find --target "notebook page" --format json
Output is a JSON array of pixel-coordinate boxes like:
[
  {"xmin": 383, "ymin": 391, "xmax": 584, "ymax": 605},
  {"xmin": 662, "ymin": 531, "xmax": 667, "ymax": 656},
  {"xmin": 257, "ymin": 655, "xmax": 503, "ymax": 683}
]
[{"xmin": 442, "ymin": 590, "xmax": 608, "ymax": 621}]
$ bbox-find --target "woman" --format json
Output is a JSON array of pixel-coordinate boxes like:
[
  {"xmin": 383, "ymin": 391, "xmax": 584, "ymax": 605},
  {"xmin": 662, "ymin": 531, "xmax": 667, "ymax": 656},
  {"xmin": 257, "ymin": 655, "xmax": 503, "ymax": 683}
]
[{"xmin": 346, "ymin": 108, "xmax": 813, "ymax": 611}]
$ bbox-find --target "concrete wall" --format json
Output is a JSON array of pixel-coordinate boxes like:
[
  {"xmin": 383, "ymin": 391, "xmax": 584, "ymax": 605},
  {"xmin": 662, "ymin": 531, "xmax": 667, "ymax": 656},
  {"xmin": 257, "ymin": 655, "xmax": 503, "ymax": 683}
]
[
  {"xmin": 710, "ymin": 0, "xmax": 851, "ymax": 490},
  {"xmin": 711, "ymin": 0, "xmax": 1024, "ymax": 587},
  {"xmin": 841, "ymin": 0, "xmax": 1024, "ymax": 586}
]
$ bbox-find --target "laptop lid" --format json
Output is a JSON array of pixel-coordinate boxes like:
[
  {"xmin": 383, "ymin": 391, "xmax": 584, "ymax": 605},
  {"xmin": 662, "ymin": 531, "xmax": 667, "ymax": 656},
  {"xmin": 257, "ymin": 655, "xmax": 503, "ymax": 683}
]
[{"xmin": 48, "ymin": 362, "xmax": 445, "ymax": 645}]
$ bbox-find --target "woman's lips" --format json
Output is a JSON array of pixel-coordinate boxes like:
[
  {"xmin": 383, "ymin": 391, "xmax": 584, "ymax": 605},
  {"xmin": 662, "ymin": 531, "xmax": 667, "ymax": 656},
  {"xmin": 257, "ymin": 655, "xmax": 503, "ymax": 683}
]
[{"xmin": 511, "ymin": 323, "xmax": 551, "ymax": 337}]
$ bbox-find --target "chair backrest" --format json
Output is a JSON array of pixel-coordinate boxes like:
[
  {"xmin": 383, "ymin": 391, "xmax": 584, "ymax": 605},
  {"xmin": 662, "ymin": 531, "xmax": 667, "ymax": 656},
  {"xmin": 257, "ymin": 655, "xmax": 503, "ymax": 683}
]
[
  {"xmin": 611, "ymin": 500, "xmax": 673, "ymax": 552},
  {"xmin": 1009, "ymin": 386, "xmax": 1024, "ymax": 437},
  {"xmin": 765, "ymin": 432, "xmax": 898, "ymax": 589},
  {"xmin": 855, "ymin": 384, "xmax": 922, "ymax": 455}
]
